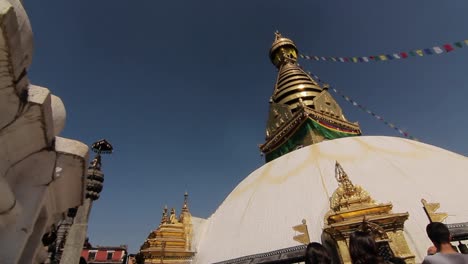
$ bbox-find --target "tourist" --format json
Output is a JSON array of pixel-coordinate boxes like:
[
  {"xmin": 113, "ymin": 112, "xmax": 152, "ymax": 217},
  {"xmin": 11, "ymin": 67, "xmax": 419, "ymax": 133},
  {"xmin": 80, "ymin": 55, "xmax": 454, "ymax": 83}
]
[
  {"xmin": 422, "ymin": 222, "xmax": 468, "ymax": 264},
  {"xmin": 349, "ymin": 230, "xmax": 386, "ymax": 264},
  {"xmin": 305, "ymin": 242, "xmax": 331, "ymax": 264}
]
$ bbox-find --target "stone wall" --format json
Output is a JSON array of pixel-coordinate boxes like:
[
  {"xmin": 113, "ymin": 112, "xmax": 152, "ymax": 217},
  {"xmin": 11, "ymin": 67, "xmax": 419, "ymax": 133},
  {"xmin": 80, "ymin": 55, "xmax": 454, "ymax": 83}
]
[{"xmin": 0, "ymin": 1, "xmax": 89, "ymax": 263}]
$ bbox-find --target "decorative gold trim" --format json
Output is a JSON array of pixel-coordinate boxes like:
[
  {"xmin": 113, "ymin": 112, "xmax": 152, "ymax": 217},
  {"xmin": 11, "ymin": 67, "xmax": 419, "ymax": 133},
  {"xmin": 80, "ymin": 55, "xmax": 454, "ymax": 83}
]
[
  {"xmin": 292, "ymin": 219, "xmax": 310, "ymax": 244},
  {"xmin": 421, "ymin": 198, "xmax": 448, "ymax": 223}
]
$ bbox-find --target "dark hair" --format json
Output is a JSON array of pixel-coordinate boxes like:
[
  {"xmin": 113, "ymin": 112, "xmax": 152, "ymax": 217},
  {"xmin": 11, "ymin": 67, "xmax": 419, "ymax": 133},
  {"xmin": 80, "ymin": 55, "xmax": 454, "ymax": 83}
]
[
  {"xmin": 305, "ymin": 242, "xmax": 331, "ymax": 264},
  {"xmin": 349, "ymin": 231, "xmax": 384, "ymax": 264},
  {"xmin": 426, "ymin": 222, "xmax": 451, "ymax": 247},
  {"xmin": 389, "ymin": 257, "xmax": 406, "ymax": 264}
]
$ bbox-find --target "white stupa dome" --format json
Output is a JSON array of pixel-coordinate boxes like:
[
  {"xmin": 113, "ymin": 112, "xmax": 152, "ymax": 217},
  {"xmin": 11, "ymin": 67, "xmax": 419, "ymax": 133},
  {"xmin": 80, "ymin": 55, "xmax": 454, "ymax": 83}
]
[{"xmin": 193, "ymin": 136, "xmax": 468, "ymax": 263}]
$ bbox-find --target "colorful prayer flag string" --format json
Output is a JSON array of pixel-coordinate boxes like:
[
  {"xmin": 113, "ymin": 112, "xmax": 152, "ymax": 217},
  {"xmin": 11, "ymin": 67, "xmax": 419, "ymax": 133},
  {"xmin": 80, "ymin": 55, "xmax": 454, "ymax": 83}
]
[
  {"xmin": 299, "ymin": 39, "xmax": 468, "ymax": 63},
  {"xmin": 304, "ymin": 69, "xmax": 419, "ymax": 141}
]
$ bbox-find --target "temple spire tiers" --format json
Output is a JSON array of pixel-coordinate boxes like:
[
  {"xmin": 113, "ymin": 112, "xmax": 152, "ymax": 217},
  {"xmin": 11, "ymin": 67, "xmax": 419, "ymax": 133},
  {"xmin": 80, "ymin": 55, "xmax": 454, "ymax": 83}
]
[
  {"xmin": 260, "ymin": 32, "xmax": 361, "ymax": 162},
  {"xmin": 322, "ymin": 162, "xmax": 414, "ymax": 264},
  {"xmin": 140, "ymin": 194, "xmax": 195, "ymax": 263}
]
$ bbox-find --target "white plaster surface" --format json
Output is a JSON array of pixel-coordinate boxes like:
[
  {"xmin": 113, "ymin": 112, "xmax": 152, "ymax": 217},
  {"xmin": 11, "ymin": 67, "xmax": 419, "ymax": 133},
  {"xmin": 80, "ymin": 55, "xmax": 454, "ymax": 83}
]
[
  {"xmin": 51, "ymin": 95, "xmax": 66, "ymax": 135},
  {"xmin": 193, "ymin": 136, "xmax": 468, "ymax": 264}
]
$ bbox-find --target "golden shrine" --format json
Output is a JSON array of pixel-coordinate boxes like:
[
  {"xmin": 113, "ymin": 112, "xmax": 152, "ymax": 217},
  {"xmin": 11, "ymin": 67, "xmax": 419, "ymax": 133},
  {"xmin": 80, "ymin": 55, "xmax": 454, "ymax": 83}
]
[
  {"xmin": 322, "ymin": 162, "xmax": 415, "ymax": 264},
  {"xmin": 139, "ymin": 193, "xmax": 195, "ymax": 264}
]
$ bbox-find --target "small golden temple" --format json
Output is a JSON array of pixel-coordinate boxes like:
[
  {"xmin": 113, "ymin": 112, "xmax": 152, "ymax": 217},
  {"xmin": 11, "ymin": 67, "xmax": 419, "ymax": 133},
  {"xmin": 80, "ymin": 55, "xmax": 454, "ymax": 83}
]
[
  {"xmin": 139, "ymin": 193, "xmax": 195, "ymax": 263},
  {"xmin": 323, "ymin": 162, "xmax": 414, "ymax": 264}
]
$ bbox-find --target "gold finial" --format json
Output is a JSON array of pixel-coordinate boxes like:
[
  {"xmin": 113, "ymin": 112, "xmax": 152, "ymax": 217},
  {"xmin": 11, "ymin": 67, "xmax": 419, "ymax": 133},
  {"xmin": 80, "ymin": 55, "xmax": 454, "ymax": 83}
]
[
  {"xmin": 330, "ymin": 161, "xmax": 372, "ymax": 211},
  {"xmin": 269, "ymin": 31, "xmax": 298, "ymax": 67},
  {"xmin": 274, "ymin": 30, "xmax": 282, "ymax": 40},
  {"xmin": 335, "ymin": 161, "xmax": 357, "ymax": 198},
  {"xmin": 160, "ymin": 206, "xmax": 168, "ymax": 225},
  {"xmin": 421, "ymin": 199, "xmax": 448, "ymax": 223},
  {"xmin": 182, "ymin": 192, "xmax": 189, "ymax": 213}
]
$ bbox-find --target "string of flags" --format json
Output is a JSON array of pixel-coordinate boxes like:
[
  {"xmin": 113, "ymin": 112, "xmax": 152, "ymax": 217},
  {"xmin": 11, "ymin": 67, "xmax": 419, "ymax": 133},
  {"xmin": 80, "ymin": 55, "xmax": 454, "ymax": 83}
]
[
  {"xmin": 304, "ymin": 69, "xmax": 419, "ymax": 141},
  {"xmin": 299, "ymin": 39, "xmax": 468, "ymax": 63}
]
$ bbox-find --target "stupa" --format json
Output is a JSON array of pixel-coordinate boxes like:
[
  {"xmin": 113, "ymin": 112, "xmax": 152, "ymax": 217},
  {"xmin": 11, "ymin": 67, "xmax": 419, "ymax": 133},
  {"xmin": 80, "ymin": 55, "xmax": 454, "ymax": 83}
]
[{"xmin": 140, "ymin": 33, "xmax": 468, "ymax": 264}]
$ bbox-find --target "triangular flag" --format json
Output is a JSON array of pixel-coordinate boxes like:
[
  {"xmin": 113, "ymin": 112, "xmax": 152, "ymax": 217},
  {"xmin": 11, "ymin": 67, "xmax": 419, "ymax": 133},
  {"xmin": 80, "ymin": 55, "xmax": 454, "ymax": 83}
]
[
  {"xmin": 443, "ymin": 44, "xmax": 454, "ymax": 52},
  {"xmin": 293, "ymin": 234, "xmax": 310, "ymax": 244},
  {"xmin": 433, "ymin": 46, "xmax": 443, "ymax": 54},
  {"xmin": 293, "ymin": 224, "xmax": 307, "ymax": 233}
]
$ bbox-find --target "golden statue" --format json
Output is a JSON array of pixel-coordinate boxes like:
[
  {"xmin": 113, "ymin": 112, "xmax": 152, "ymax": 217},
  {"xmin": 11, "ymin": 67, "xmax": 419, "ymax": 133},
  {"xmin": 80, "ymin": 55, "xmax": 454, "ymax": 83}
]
[{"xmin": 170, "ymin": 208, "xmax": 179, "ymax": 224}]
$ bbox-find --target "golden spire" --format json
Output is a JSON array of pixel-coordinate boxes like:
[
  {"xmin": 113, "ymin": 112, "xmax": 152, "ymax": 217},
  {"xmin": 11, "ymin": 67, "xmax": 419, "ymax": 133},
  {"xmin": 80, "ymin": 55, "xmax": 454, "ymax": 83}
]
[
  {"xmin": 268, "ymin": 32, "xmax": 323, "ymax": 112},
  {"xmin": 334, "ymin": 161, "xmax": 357, "ymax": 198},
  {"xmin": 160, "ymin": 206, "xmax": 168, "ymax": 225},
  {"xmin": 182, "ymin": 192, "xmax": 189, "ymax": 213},
  {"xmin": 330, "ymin": 161, "xmax": 372, "ymax": 211}
]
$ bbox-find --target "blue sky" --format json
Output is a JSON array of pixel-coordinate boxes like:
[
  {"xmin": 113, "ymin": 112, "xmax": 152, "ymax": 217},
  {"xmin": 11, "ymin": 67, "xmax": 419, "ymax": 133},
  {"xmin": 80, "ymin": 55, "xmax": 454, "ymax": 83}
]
[{"xmin": 25, "ymin": 0, "xmax": 468, "ymax": 253}]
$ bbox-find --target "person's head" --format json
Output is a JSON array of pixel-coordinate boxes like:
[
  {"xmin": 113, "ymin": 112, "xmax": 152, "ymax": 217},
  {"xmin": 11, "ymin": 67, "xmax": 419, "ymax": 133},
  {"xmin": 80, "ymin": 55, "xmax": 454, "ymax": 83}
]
[
  {"xmin": 349, "ymin": 230, "xmax": 381, "ymax": 264},
  {"xmin": 305, "ymin": 242, "xmax": 331, "ymax": 264},
  {"xmin": 426, "ymin": 222, "xmax": 451, "ymax": 249}
]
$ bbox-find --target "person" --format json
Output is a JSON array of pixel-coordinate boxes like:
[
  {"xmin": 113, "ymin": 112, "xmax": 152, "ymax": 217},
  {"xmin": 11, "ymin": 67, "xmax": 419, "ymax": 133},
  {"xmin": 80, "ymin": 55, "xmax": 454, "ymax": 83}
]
[
  {"xmin": 422, "ymin": 222, "xmax": 468, "ymax": 264},
  {"xmin": 305, "ymin": 242, "xmax": 331, "ymax": 264},
  {"xmin": 349, "ymin": 230, "xmax": 386, "ymax": 264}
]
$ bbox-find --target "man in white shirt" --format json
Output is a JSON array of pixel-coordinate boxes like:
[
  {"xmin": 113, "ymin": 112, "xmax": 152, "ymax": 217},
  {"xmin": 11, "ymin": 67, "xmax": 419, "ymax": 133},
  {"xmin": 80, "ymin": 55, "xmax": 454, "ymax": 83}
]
[{"xmin": 422, "ymin": 222, "xmax": 468, "ymax": 264}]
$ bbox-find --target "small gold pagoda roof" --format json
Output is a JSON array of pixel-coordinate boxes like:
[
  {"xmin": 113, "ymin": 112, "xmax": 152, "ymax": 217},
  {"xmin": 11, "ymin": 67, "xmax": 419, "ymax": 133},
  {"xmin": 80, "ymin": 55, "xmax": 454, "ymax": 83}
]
[{"xmin": 139, "ymin": 194, "xmax": 195, "ymax": 263}]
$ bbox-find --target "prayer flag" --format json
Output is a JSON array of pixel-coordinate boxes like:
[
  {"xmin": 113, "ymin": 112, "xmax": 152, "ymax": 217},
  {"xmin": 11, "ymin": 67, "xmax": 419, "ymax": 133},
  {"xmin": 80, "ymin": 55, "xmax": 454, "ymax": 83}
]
[
  {"xmin": 321, "ymin": 57, "xmax": 326, "ymax": 61},
  {"xmin": 305, "ymin": 55, "xmax": 311, "ymax": 59},
  {"xmin": 464, "ymin": 40, "xmax": 468, "ymax": 46},
  {"xmin": 386, "ymin": 55, "xmax": 394, "ymax": 60},
  {"xmin": 358, "ymin": 57, "xmax": 364, "ymax": 62},
  {"xmin": 416, "ymin": 50, "xmax": 424, "ymax": 56},
  {"xmin": 379, "ymin": 55, "xmax": 387, "ymax": 61},
  {"xmin": 344, "ymin": 58, "xmax": 349, "ymax": 62},
  {"xmin": 400, "ymin": 52, "xmax": 408, "ymax": 58},
  {"xmin": 409, "ymin": 51, "xmax": 417, "ymax": 56},
  {"xmin": 362, "ymin": 57, "xmax": 369, "ymax": 62},
  {"xmin": 331, "ymin": 57, "xmax": 337, "ymax": 62},
  {"xmin": 423, "ymin": 48, "xmax": 433, "ymax": 55},
  {"xmin": 300, "ymin": 54, "xmax": 304, "ymax": 58},
  {"xmin": 454, "ymin": 42, "xmax": 463, "ymax": 48},
  {"xmin": 314, "ymin": 56, "xmax": 320, "ymax": 61},
  {"xmin": 352, "ymin": 57, "xmax": 358, "ymax": 63},
  {"xmin": 373, "ymin": 56, "xmax": 380, "ymax": 61},
  {"xmin": 433, "ymin": 46, "xmax": 443, "ymax": 54},
  {"xmin": 443, "ymin": 44, "xmax": 454, "ymax": 52},
  {"xmin": 338, "ymin": 57, "xmax": 345, "ymax": 62},
  {"xmin": 392, "ymin": 53, "xmax": 400, "ymax": 59}
]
